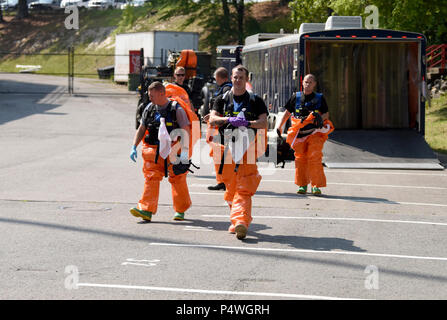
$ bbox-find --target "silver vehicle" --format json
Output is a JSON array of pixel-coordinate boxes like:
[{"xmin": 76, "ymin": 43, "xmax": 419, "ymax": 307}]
[
  {"xmin": 60, "ymin": 0, "xmax": 89, "ymax": 8},
  {"xmin": 28, "ymin": 0, "xmax": 61, "ymax": 9},
  {"xmin": 87, "ymin": 0, "xmax": 114, "ymax": 9},
  {"xmin": 119, "ymin": 0, "xmax": 145, "ymax": 9}
]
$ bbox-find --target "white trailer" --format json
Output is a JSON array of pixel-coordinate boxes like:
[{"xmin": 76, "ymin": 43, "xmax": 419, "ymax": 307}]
[{"xmin": 114, "ymin": 31, "xmax": 199, "ymax": 82}]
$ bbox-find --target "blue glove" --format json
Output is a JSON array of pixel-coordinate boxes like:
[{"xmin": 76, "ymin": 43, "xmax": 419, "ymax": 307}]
[
  {"xmin": 228, "ymin": 117, "xmax": 249, "ymax": 127},
  {"xmin": 130, "ymin": 145, "xmax": 137, "ymax": 162}
]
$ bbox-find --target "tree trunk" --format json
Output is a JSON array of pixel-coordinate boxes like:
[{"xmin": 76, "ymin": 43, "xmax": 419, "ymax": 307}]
[
  {"xmin": 0, "ymin": 5, "xmax": 4, "ymax": 23},
  {"xmin": 220, "ymin": 0, "xmax": 231, "ymax": 34},
  {"xmin": 231, "ymin": 0, "xmax": 244, "ymax": 45},
  {"xmin": 16, "ymin": 0, "xmax": 29, "ymax": 19}
]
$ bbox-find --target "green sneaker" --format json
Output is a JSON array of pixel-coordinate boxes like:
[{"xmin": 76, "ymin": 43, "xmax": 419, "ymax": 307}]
[
  {"xmin": 130, "ymin": 207, "xmax": 152, "ymax": 221},
  {"xmin": 173, "ymin": 212, "xmax": 185, "ymax": 221},
  {"xmin": 297, "ymin": 186, "xmax": 307, "ymax": 194},
  {"xmin": 312, "ymin": 187, "xmax": 322, "ymax": 195}
]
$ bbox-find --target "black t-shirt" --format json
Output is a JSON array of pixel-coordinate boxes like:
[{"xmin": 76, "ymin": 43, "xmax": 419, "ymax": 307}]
[
  {"xmin": 284, "ymin": 92, "xmax": 329, "ymax": 115},
  {"xmin": 175, "ymin": 82, "xmax": 192, "ymax": 99},
  {"xmin": 212, "ymin": 91, "xmax": 269, "ymax": 119}
]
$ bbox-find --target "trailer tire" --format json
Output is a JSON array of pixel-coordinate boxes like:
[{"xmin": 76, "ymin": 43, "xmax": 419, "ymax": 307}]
[{"xmin": 200, "ymin": 86, "xmax": 210, "ymax": 117}]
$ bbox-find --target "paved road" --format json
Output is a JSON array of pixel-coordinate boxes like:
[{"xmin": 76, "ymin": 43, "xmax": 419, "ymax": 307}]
[{"xmin": 1, "ymin": 74, "xmax": 447, "ymax": 302}]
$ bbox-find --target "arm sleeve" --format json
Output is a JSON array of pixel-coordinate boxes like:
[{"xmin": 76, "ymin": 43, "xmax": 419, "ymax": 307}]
[
  {"xmin": 140, "ymin": 104, "xmax": 150, "ymax": 127},
  {"xmin": 284, "ymin": 94, "xmax": 296, "ymax": 114},
  {"xmin": 176, "ymin": 106, "xmax": 191, "ymax": 128},
  {"xmin": 254, "ymin": 96, "xmax": 269, "ymax": 117},
  {"xmin": 211, "ymin": 96, "xmax": 225, "ymax": 115}
]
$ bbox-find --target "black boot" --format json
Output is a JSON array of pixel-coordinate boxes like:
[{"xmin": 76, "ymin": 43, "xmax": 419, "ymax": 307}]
[{"xmin": 207, "ymin": 183, "xmax": 226, "ymax": 191}]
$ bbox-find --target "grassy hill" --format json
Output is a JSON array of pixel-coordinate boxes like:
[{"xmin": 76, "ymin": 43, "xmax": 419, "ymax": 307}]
[
  {"xmin": 426, "ymin": 92, "xmax": 447, "ymax": 156},
  {"xmin": 0, "ymin": 2, "xmax": 293, "ymax": 77}
]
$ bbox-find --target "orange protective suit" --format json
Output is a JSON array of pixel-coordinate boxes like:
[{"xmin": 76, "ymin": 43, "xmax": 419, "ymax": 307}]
[
  {"xmin": 137, "ymin": 84, "xmax": 199, "ymax": 215},
  {"xmin": 287, "ymin": 114, "xmax": 334, "ymax": 188},
  {"xmin": 206, "ymin": 121, "xmax": 224, "ymax": 185},
  {"xmin": 219, "ymin": 135, "xmax": 263, "ymax": 229},
  {"xmin": 176, "ymin": 50, "xmax": 197, "ymax": 79},
  {"xmin": 138, "ymin": 145, "xmax": 191, "ymax": 214}
]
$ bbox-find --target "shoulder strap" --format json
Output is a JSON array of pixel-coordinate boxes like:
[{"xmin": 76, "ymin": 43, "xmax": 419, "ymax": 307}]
[
  {"xmin": 145, "ymin": 103, "xmax": 157, "ymax": 119},
  {"xmin": 169, "ymin": 100, "xmax": 178, "ymax": 124},
  {"xmin": 222, "ymin": 90, "xmax": 233, "ymax": 114},
  {"xmin": 249, "ymin": 92, "xmax": 256, "ymax": 104},
  {"xmin": 295, "ymin": 91, "xmax": 303, "ymax": 108},
  {"xmin": 311, "ymin": 93, "xmax": 323, "ymax": 108}
]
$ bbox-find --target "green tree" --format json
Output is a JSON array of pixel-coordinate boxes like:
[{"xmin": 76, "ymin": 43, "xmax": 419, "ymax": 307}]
[
  {"xmin": 151, "ymin": 0, "xmax": 253, "ymax": 48},
  {"xmin": 289, "ymin": 0, "xmax": 447, "ymax": 44}
]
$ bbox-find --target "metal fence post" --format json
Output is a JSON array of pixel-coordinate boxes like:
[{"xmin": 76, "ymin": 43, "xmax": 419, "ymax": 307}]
[{"xmin": 67, "ymin": 47, "xmax": 74, "ymax": 95}]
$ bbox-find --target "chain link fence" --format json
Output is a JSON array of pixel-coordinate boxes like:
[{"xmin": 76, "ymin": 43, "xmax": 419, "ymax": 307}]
[{"xmin": 0, "ymin": 47, "xmax": 158, "ymax": 95}]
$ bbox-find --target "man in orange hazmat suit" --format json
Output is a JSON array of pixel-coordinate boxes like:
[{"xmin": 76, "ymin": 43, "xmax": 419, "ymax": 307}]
[
  {"xmin": 204, "ymin": 67, "xmax": 233, "ymax": 191},
  {"xmin": 209, "ymin": 65, "xmax": 268, "ymax": 240},
  {"xmin": 278, "ymin": 74, "xmax": 334, "ymax": 195},
  {"xmin": 129, "ymin": 81, "xmax": 195, "ymax": 222}
]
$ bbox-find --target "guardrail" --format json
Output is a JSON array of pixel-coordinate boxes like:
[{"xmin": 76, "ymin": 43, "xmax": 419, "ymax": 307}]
[{"xmin": 427, "ymin": 44, "xmax": 446, "ymax": 69}]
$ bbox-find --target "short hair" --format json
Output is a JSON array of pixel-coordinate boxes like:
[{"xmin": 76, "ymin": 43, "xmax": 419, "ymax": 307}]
[
  {"xmin": 232, "ymin": 64, "xmax": 249, "ymax": 78},
  {"xmin": 175, "ymin": 66, "xmax": 186, "ymax": 74},
  {"xmin": 214, "ymin": 67, "xmax": 229, "ymax": 80},
  {"xmin": 304, "ymin": 74, "xmax": 317, "ymax": 83},
  {"xmin": 148, "ymin": 81, "xmax": 166, "ymax": 93}
]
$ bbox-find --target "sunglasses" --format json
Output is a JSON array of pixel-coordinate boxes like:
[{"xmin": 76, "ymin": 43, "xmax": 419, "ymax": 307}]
[{"xmin": 175, "ymin": 74, "xmax": 185, "ymax": 76}]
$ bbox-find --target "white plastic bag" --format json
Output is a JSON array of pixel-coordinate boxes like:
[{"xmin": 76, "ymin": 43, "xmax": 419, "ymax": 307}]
[
  {"xmin": 158, "ymin": 118, "xmax": 172, "ymax": 159},
  {"xmin": 229, "ymin": 109, "xmax": 250, "ymax": 163}
]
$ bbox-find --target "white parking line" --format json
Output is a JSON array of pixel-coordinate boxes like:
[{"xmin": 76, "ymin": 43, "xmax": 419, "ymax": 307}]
[
  {"xmin": 202, "ymin": 215, "xmax": 447, "ymax": 227},
  {"xmin": 150, "ymin": 242, "xmax": 447, "ymax": 262},
  {"xmin": 77, "ymin": 282, "xmax": 361, "ymax": 300},
  {"xmin": 262, "ymin": 180, "xmax": 447, "ymax": 190},
  {"xmin": 276, "ymin": 169, "xmax": 447, "ymax": 177},
  {"xmin": 189, "ymin": 191, "xmax": 447, "ymax": 208},
  {"xmin": 184, "ymin": 226, "xmax": 214, "ymax": 232},
  {"xmin": 193, "ymin": 178, "xmax": 447, "ymax": 190}
]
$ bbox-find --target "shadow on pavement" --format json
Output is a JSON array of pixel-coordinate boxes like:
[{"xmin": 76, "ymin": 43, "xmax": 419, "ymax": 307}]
[
  {"xmin": 0, "ymin": 79, "xmax": 66, "ymax": 125},
  {"xmin": 1, "ymin": 216, "xmax": 446, "ymax": 284},
  {"xmin": 255, "ymin": 190, "xmax": 397, "ymax": 205}
]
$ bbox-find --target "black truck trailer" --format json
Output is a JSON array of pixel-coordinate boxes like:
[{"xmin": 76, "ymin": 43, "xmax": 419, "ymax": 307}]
[{"xmin": 242, "ymin": 17, "xmax": 443, "ymax": 169}]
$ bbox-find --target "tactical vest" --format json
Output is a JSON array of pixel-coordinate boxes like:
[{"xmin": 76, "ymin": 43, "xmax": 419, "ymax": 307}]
[
  {"xmin": 143, "ymin": 101, "xmax": 179, "ymax": 145},
  {"xmin": 214, "ymin": 82, "xmax": 232, "ymax": 97},
  {"xmin": 222, "ymin": 90, "xmax": 257, "ymax": 117},
  {"xmin": 210, "ymin": 82, "xmax": 232, "ymax": 109},
  {"xmin": 217, "ymin": 90, "xmax": 263, "ymax": 174},
  {"xmin": 294, "ymin": 91, "xmax": 323, "ymax": 118},
  {"xmin": 218, "ymin": 90, "xmax": 258, "ymax": 136}
]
